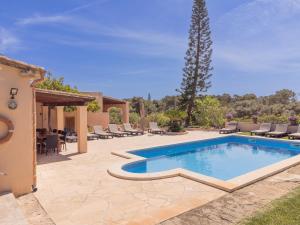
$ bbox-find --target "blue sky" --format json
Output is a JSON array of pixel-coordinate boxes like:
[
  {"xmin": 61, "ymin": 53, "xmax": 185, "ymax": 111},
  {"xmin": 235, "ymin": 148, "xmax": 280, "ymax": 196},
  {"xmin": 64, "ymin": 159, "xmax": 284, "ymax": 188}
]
[{"xmin": 1, "ymin": 0, "xmax": 300, "ymax": 99}]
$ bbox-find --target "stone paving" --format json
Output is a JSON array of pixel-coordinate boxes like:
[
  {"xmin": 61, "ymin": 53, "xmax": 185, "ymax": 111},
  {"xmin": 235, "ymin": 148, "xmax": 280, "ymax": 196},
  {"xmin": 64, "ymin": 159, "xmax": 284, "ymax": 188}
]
[
  {"xmin": 17, "ymin": 193, "xmax": 55, "ymax": 225},
  {"xmin": 160, "ymin": 165, "xmax": 300, "ymax": 225},
  {"xmin": 33, "ymin": 131, "xmax": 226, "ymax": 225}
]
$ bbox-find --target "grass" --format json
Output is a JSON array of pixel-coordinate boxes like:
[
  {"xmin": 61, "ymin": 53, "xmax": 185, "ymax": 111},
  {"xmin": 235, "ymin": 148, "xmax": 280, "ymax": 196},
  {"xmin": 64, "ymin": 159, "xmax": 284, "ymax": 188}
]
[{"xmin": 241, "ymin": 187, "xmax": 300, "ymax": 225}]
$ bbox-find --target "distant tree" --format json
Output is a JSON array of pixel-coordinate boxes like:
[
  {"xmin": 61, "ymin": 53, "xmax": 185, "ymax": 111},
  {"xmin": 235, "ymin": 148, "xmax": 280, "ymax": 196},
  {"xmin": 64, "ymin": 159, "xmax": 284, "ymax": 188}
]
[
  {"xmin": 177, "ymin": 0, "xmax": 213, "ymax": 126},
  {"xmin": 36, "ymin": 72, "xmax": 100, "ymax": 112},
  {"xmin": 147, "ymin": 93, "xmax": 152, "ymax": 101}
]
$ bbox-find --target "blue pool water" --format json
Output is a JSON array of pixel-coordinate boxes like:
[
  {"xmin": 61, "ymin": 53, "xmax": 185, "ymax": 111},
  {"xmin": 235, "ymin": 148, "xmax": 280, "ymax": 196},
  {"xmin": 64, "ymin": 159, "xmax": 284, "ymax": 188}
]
[{"xmin": 123, "ymin": 136, "xmax": 300, "ymax": 180}]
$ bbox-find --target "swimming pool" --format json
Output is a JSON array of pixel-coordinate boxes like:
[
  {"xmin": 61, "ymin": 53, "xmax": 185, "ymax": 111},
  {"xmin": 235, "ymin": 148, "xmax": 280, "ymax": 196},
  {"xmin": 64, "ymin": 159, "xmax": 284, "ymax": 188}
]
[
  {"xmin": 109, "ymin": 135, "xmax": 300, "ymax": 192},
  {"xmin": 123, "ymin": 136, "xmax": 300, "ymax": 180}
]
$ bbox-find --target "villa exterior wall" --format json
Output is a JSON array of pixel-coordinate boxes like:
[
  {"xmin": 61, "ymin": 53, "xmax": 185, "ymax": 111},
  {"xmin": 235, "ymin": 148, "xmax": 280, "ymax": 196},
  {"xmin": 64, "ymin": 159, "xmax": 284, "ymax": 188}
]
[
  {"xmin": 36, "ymin": 91, "xmax": 129, "ymax": 131},
  {"xmin": 0, "ymin": 64, "xmax": 43, "ymax": 196}
]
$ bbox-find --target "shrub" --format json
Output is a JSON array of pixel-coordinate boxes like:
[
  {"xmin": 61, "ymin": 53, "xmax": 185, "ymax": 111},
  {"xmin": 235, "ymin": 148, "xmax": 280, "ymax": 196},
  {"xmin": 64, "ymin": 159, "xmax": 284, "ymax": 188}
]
[
  {"xmin": 193, "ymin": 96, "xmax": 225, "ymax": 128},
  {"xmin": 165, "ymin": 109, "xmax": 187, "ymax": 132},
  {"xmin": 109, "ymin": 107, "xmax": 122, "ymax": 124},
  {"xmin": 258, "ymin": 114, "xmax": 288, "ymax": 124},
  {"xmin": 146, "ymin": 113, "xmax": 170, "ymax": 127},
  {"xmin": 129, "ymin": 112, "xmax": 141, "ymax": 126},
  {"xmin": 87, "ymin": 100, "xmax": 101, "ymax": 113}
]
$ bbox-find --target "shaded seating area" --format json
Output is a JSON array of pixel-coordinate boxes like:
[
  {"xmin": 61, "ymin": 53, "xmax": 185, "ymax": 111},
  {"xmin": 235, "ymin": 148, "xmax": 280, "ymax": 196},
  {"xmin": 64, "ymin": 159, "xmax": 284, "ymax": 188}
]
[
  {"xmin": 35, "ymin": 88, "xmax": 95, "ymax": 154},
  {"xmin": 288, "ymin": 125, "xmax": 300, "ymax": 140},
  {"xmin": 219, "ymin": 122, "xmax": 238, "ymax": 134},
  {"xmin": 266, "ymin": 124, "xmax": 289, "ymax": 138},
  {"xmin": 108, "ymin": 124, "xmax": 127, "ymax": 137},
  {"xmin": 149, "ymin": 122, "xmax": 165, "ymax": 134},
  {"xmin": 93, "ymin": 125, "xmax": 114, "ymax": 139},
  {"xmin": 123, "ymin": 123, "xmax": 144, "ymax": 135},
  {"xmin": 251, "ymin": 123, "xmax": 272, "ymax": 136}
]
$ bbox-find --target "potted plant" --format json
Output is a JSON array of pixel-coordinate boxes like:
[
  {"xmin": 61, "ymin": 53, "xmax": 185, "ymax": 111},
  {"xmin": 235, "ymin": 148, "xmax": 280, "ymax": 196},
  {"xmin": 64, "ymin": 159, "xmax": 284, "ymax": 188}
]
[
  {"xmin": 165, "ymin": 109, "xmax": 187, "ymax": 134},
  {"xmin": 225, "ymin": 113, "xmax": 234, "ymax": 122},
  {"xmin": 288, "ymin": 113, "xmax": 298, "ymax": 126}
]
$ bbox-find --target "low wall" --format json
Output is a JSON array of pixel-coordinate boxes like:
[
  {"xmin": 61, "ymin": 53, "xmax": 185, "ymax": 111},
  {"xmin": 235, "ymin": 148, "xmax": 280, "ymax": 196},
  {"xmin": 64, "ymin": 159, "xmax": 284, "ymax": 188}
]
[{"xmin": 237, "ymin": 122, "xmax": 298, "ymax": 133}]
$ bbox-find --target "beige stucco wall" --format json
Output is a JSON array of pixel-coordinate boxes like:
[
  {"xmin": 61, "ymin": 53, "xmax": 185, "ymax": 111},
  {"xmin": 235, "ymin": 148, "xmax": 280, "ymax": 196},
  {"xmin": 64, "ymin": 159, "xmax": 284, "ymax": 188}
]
[
  {"xmin": 36, "ymin": 92, "xmax": 129, "ymax": 131},
  {"xmin": 0, "ymin": 64, "xmax": 42, "ymax": 196}
]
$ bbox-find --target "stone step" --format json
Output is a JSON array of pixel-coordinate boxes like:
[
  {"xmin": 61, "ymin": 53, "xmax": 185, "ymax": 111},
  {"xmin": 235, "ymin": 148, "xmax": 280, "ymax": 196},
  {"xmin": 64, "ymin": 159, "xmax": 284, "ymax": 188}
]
[{"xmin": 0, "ymin": 192, "xmax": 29, "ymax": 225}]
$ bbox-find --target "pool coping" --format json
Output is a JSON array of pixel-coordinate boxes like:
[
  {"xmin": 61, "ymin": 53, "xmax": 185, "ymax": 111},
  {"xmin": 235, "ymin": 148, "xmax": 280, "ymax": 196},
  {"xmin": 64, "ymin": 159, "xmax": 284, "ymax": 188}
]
[{"xmin": 108, "ymin": 135, "xmax": 300, "ymax": 192}]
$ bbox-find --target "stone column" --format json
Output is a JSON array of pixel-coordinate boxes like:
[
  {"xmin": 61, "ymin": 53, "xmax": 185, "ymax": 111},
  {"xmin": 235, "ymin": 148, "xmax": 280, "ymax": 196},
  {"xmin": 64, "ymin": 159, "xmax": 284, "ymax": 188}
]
[
  {"xmin": 122, "ymin": 102, "xmax": 130, "ymax": 123},
  {"xmin": 56, "ymin": 106, "xmax": 64, "ymax": 130},
  {"xmin": 76, "ymin": 106, "xmax": 88, "ymax": 153},
  {"xmin": 42, "ymin": 106, "xmax": 48, "ymax": 129}
]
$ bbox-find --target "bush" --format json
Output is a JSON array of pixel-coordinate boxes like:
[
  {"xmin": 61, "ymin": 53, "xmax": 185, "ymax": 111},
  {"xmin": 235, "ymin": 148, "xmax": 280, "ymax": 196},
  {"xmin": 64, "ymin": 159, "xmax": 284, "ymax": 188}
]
[
  {"xmin": 165, "ymin": 109, "xmax": 187, "ymax": 132},
  {"xmin": 193, "ymin": 96, "xmax": 225, "ymax": 128},
  {"xmin": 146, "ymin": 113, "xmax": 170, "ymax": 127},
  {"xmin": 87, "ymin": 100, "xmax": 101, "ymax": 112},
  {"xmin": 109, "ymin": 107, "xmax": 122, "ymax": 124},
  {"xmin": 258, "ymin": 114, "xmax": 288, "ymax": 124},
  {"xmin": 129, "ymin": 112, "xmax": 141, "ymax": 126}
]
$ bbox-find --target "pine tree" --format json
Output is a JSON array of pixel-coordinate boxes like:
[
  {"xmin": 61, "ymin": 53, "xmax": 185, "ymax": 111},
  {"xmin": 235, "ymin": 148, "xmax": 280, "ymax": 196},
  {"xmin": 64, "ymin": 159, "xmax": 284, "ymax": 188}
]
[
  {"xmin": 147, "ymin": 93, "xmax": 151, "ymax": 102},
  {"xmin": 177, "ymin": 0, "xmax": 213, "ymax": 126}
]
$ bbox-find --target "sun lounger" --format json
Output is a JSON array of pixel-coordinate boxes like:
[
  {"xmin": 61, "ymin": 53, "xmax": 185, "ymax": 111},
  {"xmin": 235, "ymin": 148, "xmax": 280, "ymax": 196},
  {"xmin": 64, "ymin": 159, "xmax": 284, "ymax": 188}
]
[
  {"xmin": 93, "ymin": 125, "xmax": 113, "ymax": 139},
  {"xmin": 87, "ymin": 133, "xmax": 99, "ymax": 140},
  {"xmin": 108, "ymin": 124, "xmax": 127, "ymax": 137},
  {"xmin": 251, "ymin": 123, "xmax": 272, "ymax": 136},
  {"xmin": 288, "ymin": 125, "xmax": 300, "ymax": 139},
  {"xmin": 123, "ymin": 123, "xmax": 144, "ymax": 135},
  {"xmin": 266, "ymin": 124, "xmax": 288, "ymax": 138},
  {"xmin": 149, "ymin": 122, "xmax": 165, "ymax": 134},
  {"xmin": 219, "ymin": 122, "xmax": 238, "ymax": 134}
]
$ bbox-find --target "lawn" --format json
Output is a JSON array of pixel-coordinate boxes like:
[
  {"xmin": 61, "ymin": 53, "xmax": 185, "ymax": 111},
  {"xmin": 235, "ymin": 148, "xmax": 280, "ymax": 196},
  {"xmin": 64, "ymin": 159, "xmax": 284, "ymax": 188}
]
[{"xmin": 241, "ymin": 187, "xmax": 300, "ymax": 225}]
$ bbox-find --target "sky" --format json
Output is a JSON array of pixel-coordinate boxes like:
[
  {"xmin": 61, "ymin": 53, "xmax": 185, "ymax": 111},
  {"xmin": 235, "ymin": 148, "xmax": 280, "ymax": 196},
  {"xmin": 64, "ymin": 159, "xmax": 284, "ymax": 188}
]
[{"xmin": 1, "ymin": 0, "xmax": 300, "ymax": 99}]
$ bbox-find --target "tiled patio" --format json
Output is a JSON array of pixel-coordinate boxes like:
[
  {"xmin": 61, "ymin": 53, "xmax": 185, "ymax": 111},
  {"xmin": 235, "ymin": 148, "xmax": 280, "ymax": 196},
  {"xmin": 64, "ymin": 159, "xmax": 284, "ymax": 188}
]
[{"xmin": 35, "ymin": 131, "xmax": 226, "ymax": 225}]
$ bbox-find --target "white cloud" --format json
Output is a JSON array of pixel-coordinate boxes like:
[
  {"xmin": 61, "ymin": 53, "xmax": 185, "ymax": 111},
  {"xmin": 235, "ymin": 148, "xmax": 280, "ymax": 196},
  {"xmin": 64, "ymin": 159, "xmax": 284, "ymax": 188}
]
[
  {"xmin": 214, "ymin": 0, "xmax": 300, "ymax": 74},
  {"xmin": 16, "ymin": 15, "xmax": 69, "ymax": 26},
  {"xmin": 0, "ymin": 27, "xmax": 19, "ymax": 53}
]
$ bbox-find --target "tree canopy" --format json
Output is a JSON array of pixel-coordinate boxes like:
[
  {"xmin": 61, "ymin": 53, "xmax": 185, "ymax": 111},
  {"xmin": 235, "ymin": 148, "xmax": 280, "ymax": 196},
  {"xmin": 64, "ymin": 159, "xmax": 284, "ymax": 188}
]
[{"xmin": 36, "ymin": 72, "xmax": 100, "ymax": 112}]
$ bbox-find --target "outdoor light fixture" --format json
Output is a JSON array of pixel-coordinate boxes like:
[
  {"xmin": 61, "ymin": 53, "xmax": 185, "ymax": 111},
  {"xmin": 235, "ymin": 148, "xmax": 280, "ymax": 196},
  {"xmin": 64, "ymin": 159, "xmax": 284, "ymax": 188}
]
[
  {"xmin": 10, "ymin": 88, "xmax": 18, "ymax": 99},
  {"xmin": 8, "ymin": 88, "xmax": 18, "ymax": 110}
]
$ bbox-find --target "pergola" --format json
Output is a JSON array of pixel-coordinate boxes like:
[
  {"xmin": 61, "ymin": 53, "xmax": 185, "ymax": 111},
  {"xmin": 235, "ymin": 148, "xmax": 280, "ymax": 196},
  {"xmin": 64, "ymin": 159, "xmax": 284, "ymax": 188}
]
[{"xmin": 35, "ymin": 88, "xmax": 95, "ymax": 153}]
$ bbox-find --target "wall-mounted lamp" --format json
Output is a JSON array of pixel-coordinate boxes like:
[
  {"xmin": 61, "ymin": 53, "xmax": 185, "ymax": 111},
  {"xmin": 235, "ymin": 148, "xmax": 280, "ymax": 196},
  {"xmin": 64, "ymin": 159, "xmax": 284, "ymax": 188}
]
[
  {"xmin": 8, "ymin": 88, "xmax": 18, "ymax": 110},
  {"xmin": 10, "ymin": 88, "xmax": 18, "ymax": 99}
]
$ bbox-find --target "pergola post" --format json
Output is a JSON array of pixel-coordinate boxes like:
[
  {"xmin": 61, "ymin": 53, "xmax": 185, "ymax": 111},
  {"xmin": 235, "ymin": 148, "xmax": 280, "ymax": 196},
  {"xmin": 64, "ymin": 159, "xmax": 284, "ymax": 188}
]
[
  {"xmin": 76, "ymin": 106, "xmax": 88, "ymax": 153},
  {"xmin": 42, "ymin": 106, "xmax": 48, "ymax": 129},
  {"xmin": 56, "ymin": 106, "xmax": 64, "ymax": 130},
  {"xmin": 122, "ymin": 102, "xmax": 130, "ymax": 123}
]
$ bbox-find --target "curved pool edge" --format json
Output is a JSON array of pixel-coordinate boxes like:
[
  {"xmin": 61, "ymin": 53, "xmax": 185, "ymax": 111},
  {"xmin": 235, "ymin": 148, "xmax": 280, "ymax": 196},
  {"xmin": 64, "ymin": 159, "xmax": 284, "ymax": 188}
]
[
  {"xmin": 107, "ymin": 161, "xmax": 237, "ymax": 192},
  {"xmin": 108, "ymin": 135, "xmax": 300, "ymax": 193}
]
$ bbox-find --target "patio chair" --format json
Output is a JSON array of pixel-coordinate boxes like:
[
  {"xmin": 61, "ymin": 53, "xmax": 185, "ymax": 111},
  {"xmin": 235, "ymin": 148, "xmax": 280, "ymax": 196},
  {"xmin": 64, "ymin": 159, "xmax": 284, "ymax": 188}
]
[
  {"xmin": 123, "ymin": 123, "xmax": 144, "ymax": 135},
  {"xmin": 219, "ymin": 122, "xmax": 238, "ymax": 134},
  {"xmin": 42, "ymin": 134, "xmax": 58, "ymax": 155},
  {"xmin": 149, "ymin": 122, "xmax": 165, "ymax": 134},
  {"xmin": 288, "ymin": 125, "xmax": 300, "ymax": 140},
  {"xmin": 108, "ymin": 124, "xmax": 127, "ymax": 137},
  {"xmin": 58, "ymin": 130, "xmax": 67, "ymax": 150},
  {"xmin": 250, "ymin": 123, "xmax": 272, "ymax": 136},
  {"xmin": 93, "ymin": 125, "xmax": 113, "ymax": 139},
  {"xmin": 266, "ymin": 124, "xmax": 289, "ymax": 138}
]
